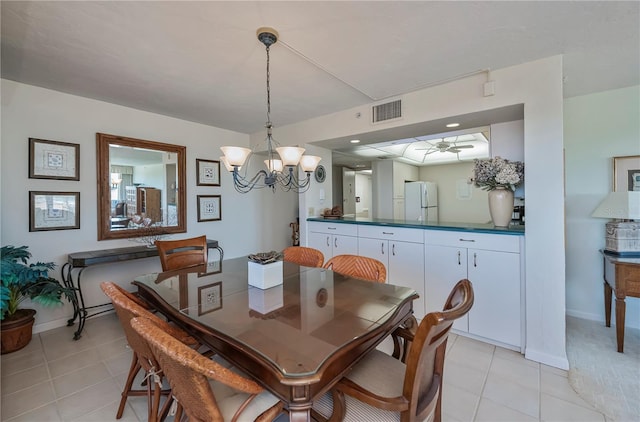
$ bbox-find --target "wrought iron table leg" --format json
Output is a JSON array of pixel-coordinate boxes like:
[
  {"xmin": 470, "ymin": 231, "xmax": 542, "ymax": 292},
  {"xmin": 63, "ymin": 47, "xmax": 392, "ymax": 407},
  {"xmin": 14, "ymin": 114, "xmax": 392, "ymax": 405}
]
[
  {"xmin": 61, "ymin": 263, "xmax": 81, "ymax": 327},
  {"xmin": 72, "ymin": 268, "xmax": 89, "ymax": 340}
]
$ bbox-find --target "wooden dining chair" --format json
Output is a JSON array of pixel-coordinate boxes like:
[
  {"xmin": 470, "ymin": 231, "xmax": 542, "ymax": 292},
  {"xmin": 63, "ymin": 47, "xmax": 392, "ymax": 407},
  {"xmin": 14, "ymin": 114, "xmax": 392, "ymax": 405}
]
[
  {"xmin": 101, "ymin": 282, "xmax": 200, "ymax": 422},
  {"xmin": 313, "ymin": 279, "xmax": 474, "ymax": 422},
  {"xmin": 155, "ymin": 235, "xmax": 207, "ymax": 271},
  {"xmin": 282, "ymin": 246, "xmax": 325, "ymax": 267},
  {"xmin": 130, "ymin": 316, "xmax": 285, "ymax": 422},
  {"xmin": 323, "ymin": 254, "xmax": 386, "ymax": 283}
]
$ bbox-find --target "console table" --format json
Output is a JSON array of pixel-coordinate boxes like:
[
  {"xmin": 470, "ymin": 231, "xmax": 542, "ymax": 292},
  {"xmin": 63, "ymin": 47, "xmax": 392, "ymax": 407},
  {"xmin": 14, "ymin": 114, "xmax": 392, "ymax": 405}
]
[
  {"xmin": 602, "ymin": 251, "xmax": 640, "ymax": 352},
  {"xmin": 62, "ymin": 239, "xmax": 222, "ymax": 340}
]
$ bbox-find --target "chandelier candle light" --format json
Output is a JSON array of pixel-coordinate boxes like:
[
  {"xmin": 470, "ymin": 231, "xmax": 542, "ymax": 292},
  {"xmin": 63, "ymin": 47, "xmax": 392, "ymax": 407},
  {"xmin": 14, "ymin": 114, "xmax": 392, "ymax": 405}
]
[{"xmin": 220, "ymin": 28, "xmax": 321, "ymax": 193}]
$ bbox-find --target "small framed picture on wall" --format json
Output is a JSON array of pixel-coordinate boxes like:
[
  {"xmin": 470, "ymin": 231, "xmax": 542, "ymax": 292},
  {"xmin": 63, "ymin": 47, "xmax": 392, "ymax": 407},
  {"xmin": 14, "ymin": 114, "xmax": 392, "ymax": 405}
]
[
  {"xmin": 29, "ymin": 191, "xmax": 80, "ymax": 231},
  {"xmin": 613, "ymin": 155, "xmax": 640, "ymax": 192},
  {"xmin": 196, "ymin": 159, "xmax": 220, "ymax": 186},
  {"xmin": 29, "ymin": 138, "xmax": 80, "ymax": 180},
  {"xmin": 197, "ymin": 195, "xmax": 221, "ymax": 222}
]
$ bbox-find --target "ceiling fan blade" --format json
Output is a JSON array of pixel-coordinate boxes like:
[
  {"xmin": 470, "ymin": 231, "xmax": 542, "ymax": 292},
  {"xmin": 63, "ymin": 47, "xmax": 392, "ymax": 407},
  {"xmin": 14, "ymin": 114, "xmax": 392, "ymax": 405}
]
[{"xmin": 453, "ymin": 145, "xmax": 474, "ymax": 149}]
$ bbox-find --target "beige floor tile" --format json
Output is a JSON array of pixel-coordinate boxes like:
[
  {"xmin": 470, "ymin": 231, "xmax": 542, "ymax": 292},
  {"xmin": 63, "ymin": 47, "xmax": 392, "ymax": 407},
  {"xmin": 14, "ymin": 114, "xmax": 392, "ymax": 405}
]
[
  {"xmin": 40, "ymin": 329, "xmax": 95, "ymax": 362},
  {"xmin": 52, "ymin": 362, "xmax": 112, "ymax": 399},
  {"xmin": 447, "ymin": 343, "xmax": 494, "ymax": 373},
  {"xmin": 540, "ymin": 363, "xmax": 568, "ymax": 377},
  {"xmin": 3, "ymin": 402, "xmax": 61, "ymax": 422},
  {"xmin": 475, "ymin": 397, "xmax": 538, "ymax": 422},
  {"xmin": 96, "ymin": 337, "xmax": 130, "ymax": 361},
  {"xmin": 541, "ymin": 393, "xmax": 605, "ymax": 422},
  {"xmin": 442, "ymin": 383, "xmax": 481, "ymax": 422},
  {"xmin": 454, "ymin": 335, "xmax": 497, "ymax": 355},
  {"xmin": 493, "ymin": 346, "xmax": 536, "ymax": 367},
  {"xmin": 0, "ymin": 335, "xmax": 43, "ymax": 363},
  {"xmin": 1, "ymin": 380, "xmax": 56, "ymax": 420},
  {"xmin": 444, "ymin": 360, "xmax": 488, "ymax": 396},
  {"xmin": 488, "ymin": 355, "xmax": 540, "ymax": 390},
  {"xmin": 540, "ymin": 371, "xmax": 597, "ymax": 410},
  {"xmin": 0, "ymin": 350, "xmax": 46, "ymax": 377},
  {"xmin": 56, "ymin": 378, "xmax": 121, "ymax": 420},
  {"xmin": 1, "ymin": 364, "xmax": 50, "ymax": 396},
  {"xmin": 482, "ymin": 373, "xmax": 540, "ymax": 418},
  {"xmin": 104, "ymin": 350, "xmax": 135, "ymax": 377},
  {"xmin": 48, "ymin": 347, "xmax": 102, "ymax": 378},
  {"xmin": 70, "ymin": 398, "xmax": 140, "ymax": 422}
]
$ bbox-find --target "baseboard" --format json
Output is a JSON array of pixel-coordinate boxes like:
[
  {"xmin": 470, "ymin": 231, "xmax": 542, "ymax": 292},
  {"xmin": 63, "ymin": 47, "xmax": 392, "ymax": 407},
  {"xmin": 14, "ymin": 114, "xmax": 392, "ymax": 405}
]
[
  {"xmin": 565, "ymin": 309, "xmax": 640, "ymax": 330},
  {"xmin": 525, "ymin": 348, "xmax": 569, "ymax": 370},
  {"xmin": 33, "ymin": 317, "xmax": 72, "ymax": 334}
]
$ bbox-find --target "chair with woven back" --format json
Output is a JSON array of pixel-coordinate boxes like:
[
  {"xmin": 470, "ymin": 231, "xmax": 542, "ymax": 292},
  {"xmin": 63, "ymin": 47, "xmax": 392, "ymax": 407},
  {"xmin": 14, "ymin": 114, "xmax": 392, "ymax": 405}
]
[
  {"xmin": 155, "ymin": 235, "xmax": 208, "ymax": 271},
  {"xmin": 323, "ymin": 254, "xmax": 386, "ymax": 283},
  {"xmin": 130, "ymin": 316, "xmax": 285, "ymax": 422},
  {"xmin": 313, "ymin": 278, "xmax": 474, "ymax": 422},
  {"xmin": 100, "ymin": 282, "xmax": 201, "ymax": 421},
  {"xmin": 282, "ymin": 246, "xmax": 325, "ymax": 267}
]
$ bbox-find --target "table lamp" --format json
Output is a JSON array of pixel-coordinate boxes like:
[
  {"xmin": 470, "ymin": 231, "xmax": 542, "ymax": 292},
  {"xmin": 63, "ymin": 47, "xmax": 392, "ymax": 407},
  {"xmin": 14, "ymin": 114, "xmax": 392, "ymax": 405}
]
[{"xmin": 591, "ymin": 191, "xmax": 640, "ymax": 256}]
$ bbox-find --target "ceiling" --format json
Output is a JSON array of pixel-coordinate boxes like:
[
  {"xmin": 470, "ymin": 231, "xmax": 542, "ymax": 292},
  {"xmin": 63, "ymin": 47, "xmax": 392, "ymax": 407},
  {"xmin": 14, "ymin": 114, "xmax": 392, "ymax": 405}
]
[{"xmin": 2, "ymin": 1, "xmax": 638, "ymax": 167}]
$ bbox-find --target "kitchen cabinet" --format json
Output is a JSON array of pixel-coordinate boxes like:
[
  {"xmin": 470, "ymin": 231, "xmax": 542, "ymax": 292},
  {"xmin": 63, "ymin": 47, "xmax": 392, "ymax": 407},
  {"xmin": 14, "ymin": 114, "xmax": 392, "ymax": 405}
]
[
  {"xmin": 424, "ymin": 230, "xmax": 523, "ymax": 350},
  {"xmin": 358, "ymin": 226, "xmax": 425, "ymax": 319},
  {"xmin": 308, "ymin": 222, "xmax": 358, "ymax": 261}
]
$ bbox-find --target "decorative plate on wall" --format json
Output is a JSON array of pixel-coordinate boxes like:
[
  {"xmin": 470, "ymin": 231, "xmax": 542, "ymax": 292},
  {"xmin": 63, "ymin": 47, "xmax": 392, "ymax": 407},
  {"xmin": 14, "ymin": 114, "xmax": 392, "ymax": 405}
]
[{"xmin": 314, "ymin": 165, "xmax": 326, "ymax": 183}]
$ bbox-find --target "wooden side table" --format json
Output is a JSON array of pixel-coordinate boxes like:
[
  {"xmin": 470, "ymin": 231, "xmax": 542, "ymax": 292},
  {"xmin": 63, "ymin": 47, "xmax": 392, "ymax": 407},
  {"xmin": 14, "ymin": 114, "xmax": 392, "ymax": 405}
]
[{"xmin": 602, "ymin": 251, "xmax": 640, "ymax": 352}]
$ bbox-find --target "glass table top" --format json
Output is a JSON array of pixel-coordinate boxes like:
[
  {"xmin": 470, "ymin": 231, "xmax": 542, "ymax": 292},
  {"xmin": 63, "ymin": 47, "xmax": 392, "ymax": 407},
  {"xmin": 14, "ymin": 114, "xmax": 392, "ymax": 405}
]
[{"xmin": 133, "ymin": 257, "xmax": 417, "ymax": 377}]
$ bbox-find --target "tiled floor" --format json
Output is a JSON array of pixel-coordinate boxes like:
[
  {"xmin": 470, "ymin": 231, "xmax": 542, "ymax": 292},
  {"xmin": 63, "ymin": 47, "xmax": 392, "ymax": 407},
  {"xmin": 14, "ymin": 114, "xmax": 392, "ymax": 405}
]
[{"xmin": 1, "ymin": 313, "xmax": 605, "ymax": 421}]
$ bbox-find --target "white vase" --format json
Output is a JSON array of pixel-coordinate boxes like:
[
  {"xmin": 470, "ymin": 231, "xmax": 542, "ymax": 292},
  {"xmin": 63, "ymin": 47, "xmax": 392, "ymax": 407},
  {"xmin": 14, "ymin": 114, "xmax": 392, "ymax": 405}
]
[{"xmin": 488, "ymin": 187, "xmax": 514, "ymax": 227}]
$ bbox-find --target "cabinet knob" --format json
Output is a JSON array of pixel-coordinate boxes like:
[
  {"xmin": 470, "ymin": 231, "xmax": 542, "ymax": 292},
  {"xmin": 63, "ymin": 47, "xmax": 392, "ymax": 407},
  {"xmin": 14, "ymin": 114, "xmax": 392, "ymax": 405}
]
[
  {"xmin": 381, "ymin": 242, "xmax": 385, "ymax": 255},
  {"xmin": 459, "ymin": 238, "xmax": 475, "ymax": 242},
  {"xmin": 392, "ymin": 243, "xmax": 396, "ymax": 256},
  {"xmin": 382, "ymin": 231, "xmax": 394, "ymax": 236},
  {"xmin": 457, "ymin": 251, "xmax": 461, "ymax": 265},
  {"xmin": 473, "ymin": 253, "xmax": 477, "ymax": 267}
]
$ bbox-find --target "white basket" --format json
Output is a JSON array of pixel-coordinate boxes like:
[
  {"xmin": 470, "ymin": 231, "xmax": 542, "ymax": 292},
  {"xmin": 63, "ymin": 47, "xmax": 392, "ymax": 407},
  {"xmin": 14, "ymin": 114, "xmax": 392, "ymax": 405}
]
[
  {"xmin": 248, "ymin": 260, "xmax": 283, "ymax": 289},
  {"xmin": 605, "ymin": 222, "xmax": 640, "ymax": 253}
]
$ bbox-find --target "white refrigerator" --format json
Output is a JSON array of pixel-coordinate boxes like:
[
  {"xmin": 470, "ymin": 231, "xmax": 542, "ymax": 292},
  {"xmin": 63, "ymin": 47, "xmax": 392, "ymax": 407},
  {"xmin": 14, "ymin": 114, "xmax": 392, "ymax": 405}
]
[{"xmin": 404, "ymin": 181, "xmax": 438, "ymax": 222}]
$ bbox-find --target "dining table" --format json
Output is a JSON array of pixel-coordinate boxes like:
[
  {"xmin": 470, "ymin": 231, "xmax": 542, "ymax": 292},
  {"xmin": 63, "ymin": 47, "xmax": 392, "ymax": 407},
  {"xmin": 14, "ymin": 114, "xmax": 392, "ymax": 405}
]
[{"xmin": 133, "ymin": 256, "xmax": 418, "ymax": 421}]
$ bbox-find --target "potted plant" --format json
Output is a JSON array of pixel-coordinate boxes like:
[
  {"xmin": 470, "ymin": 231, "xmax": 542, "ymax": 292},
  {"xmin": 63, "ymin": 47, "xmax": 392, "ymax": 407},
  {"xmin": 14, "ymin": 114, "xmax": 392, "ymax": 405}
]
[{"xmin": 1, "ymin": 245, "xmax": 75, "ymax": 354}]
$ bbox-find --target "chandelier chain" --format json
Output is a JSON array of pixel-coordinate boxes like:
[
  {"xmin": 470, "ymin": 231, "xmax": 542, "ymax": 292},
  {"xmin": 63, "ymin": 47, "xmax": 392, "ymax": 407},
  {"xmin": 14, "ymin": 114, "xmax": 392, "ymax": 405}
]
[{"xmin": 266, "ymin": 45, "xmax": 271, "ymax": 128}]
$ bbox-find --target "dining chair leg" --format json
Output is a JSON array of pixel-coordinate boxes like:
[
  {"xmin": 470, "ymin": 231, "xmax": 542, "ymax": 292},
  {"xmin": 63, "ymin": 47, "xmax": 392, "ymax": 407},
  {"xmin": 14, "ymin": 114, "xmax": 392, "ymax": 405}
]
[{"xmin": 117, "ymin": 353, "xmax": 142, "ymax": 418}]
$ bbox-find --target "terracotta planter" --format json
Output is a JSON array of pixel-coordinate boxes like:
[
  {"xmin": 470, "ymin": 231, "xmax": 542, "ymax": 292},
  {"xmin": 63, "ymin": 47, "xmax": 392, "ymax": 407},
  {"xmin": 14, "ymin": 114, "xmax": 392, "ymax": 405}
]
[{"xmin": 1, "ymin": 309, "xmax": 37, "ymax": 354}]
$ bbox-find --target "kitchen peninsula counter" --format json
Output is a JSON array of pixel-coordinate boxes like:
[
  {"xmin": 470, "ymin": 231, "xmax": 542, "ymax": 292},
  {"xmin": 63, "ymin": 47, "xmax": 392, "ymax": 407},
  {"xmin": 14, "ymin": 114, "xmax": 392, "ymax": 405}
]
[{"xmin": 306, "ymin": 216, "xmax": 525, "ymax": 236}]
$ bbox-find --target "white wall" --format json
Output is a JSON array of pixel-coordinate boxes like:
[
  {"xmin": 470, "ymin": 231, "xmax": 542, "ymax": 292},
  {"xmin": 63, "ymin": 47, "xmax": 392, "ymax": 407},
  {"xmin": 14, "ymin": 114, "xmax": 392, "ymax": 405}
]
[
  {"xmin": 1, "ymin": 79, "xmax": 297, "ymax": 332},
  {"xmin": 564, "ymin": 85, "xmax": 640, "ymax": 329},
  {"xmin": 277, "ymin": 56, "xmax": 568, "ymax": 368}
]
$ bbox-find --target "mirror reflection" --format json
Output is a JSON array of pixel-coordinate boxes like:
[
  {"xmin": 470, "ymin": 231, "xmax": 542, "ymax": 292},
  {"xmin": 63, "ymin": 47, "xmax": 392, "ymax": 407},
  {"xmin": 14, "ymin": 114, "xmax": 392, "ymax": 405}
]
[{"xmin": 97, "ymin": 133, "xmax": 186, "ymax": 241}]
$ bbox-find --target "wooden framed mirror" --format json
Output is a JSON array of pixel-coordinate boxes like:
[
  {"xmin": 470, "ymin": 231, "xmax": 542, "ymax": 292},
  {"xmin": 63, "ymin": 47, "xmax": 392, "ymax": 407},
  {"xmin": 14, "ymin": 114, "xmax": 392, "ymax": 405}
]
[{"xmin": 97, "ymin": 133, "xmax": 186, "ymax": 241}]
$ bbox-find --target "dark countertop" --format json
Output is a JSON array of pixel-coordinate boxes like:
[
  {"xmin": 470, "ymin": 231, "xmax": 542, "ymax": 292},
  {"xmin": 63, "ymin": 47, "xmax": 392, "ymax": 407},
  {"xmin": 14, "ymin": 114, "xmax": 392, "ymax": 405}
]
[{"xmin": 307, "ymin": 216, "xmax": 525, "ymax": 236}]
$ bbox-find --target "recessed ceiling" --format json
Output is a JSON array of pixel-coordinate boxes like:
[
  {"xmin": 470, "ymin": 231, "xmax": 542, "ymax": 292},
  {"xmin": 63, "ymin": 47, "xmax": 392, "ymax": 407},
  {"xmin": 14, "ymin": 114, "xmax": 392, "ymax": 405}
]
[{"xmin": 1, "ymin": 1, "xmax": 638, "ymax": 137}]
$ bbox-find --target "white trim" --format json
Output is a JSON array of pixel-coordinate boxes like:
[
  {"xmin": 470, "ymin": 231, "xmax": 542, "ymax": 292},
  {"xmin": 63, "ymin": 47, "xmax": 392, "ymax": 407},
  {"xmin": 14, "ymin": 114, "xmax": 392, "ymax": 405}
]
[{"xmin": 525, "ymin": 348, "xmax": 569, "ymax": 370}]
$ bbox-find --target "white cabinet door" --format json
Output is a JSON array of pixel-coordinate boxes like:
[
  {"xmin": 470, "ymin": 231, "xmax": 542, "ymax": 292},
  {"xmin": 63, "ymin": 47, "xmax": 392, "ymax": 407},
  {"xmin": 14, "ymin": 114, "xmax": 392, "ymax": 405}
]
[
  {"xmin": 390, "ymin": 241, "xmax": 425, "ymax": 319},
  {"xmin": 308, "ymin": 231, "xmax": 332, "ymax": 261},
  {"xmin": 425, "ymin": 244, "xmax": 469, "ymax": 331},
  {"xmin": 467, "ymin": 249, "xmax": 521, "ymax": 346},
  {"xmin": 357, "ymin": 237, "xmax": 387, "ymax": 266},
  {"xmin": 333, "ymin": 234, "xmax": 358, "ymax": 256}
]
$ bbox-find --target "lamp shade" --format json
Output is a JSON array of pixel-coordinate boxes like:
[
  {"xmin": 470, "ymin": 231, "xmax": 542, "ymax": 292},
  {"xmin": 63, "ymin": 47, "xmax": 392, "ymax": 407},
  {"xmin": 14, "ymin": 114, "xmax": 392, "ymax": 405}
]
[
  {"xmin": 220, "ymin": 146, "xmax": 251, "ymax": 167},
  {"xmin": 220, "ymin": 156, "xmax": 237, "ymax": 172},
  {"xmin": 299, "ymin": 155, "xmax": 322, "ymax": 172},
  {"xmin": 591, "ymin": 191, "xmax": 640, "ymax": 220},
  {"xmin": 276, "ymin": 147, "xmax": 305, "ymax": 166},
  {"xmin": 264, "ymin": 159, "xmax": 283, "ymax": 173}
]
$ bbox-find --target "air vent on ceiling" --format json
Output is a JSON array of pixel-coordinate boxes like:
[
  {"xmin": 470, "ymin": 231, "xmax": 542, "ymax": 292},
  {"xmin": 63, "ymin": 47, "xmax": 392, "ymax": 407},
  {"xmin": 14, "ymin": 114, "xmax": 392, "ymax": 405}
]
[{"xmin": 372, "ymin": 99, "xmax": 402, "ymax": 123}]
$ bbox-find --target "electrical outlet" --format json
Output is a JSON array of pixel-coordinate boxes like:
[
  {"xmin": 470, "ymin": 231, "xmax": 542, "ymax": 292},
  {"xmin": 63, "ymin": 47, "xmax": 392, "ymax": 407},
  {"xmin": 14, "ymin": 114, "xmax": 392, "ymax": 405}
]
[{"xmin": 308, "ymin": 207, "xmax": 314, "ymax": 216}]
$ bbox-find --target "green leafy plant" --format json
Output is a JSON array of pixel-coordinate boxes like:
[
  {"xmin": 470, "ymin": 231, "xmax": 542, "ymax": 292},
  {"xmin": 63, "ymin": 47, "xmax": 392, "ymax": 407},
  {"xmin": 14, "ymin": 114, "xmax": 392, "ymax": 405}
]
[{"xmin": 1, "ymin": 245, "xmax": 75, "ymax": 321}]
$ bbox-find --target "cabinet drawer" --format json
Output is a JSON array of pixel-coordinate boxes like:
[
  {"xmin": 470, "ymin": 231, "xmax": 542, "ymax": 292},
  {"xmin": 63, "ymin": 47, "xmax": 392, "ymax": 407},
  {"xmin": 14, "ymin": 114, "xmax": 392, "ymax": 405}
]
[
  {"xmin": 358, "ymin": 225, "xmax": 423, "ymax": 243},
  {"xmin": 308, "ymin": 222, "xmax": 358, "ymax": 237},
  {"xmin": 424, "ymin": 230, "xmax": 520, "ymax": 253}
]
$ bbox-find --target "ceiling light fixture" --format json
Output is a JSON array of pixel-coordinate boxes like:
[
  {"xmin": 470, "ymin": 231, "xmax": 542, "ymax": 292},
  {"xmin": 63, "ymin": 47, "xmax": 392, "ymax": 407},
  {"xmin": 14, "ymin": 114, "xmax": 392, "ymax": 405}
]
[
  {"xmin": 220, "ymin": 28, "xmax": 321, "ymax": 193},
  {"xmin": 350, "ymin": 139, "xmax": 361, "ymax": 144},
  {"xmin": 446, "ymin": 123, "xmax": 460, "ymax": 128}
]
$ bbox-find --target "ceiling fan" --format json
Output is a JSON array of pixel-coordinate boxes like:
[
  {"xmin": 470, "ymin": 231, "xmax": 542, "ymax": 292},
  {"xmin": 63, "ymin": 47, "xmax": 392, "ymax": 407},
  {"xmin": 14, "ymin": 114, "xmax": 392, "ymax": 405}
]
[{"xmin": 414, "ymin": 136, "xmax": 475, "ymax": 155}]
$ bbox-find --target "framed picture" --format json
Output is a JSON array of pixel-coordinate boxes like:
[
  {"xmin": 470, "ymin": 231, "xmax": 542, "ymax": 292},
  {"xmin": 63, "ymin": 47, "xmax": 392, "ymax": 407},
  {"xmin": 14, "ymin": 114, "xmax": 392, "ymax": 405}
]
[
  {"xmin": 198, "ymin": 282, "xmax": 222, "ymax": 315},
  {"xmin": 29, "ymin": 138, "xmax": 80, "ymax": 180},
  {"xmin": 198, "ymin": 259, "xmax": 222, "ymax": 277},
  {"xmin": 196, "ymin": 159, "xmax": 220, "ymax": 186},
  {"xmin": 197, "ymin": 195, "xmax": 221, "ymax": 222},
  {"xmin": 613, "ymin": 155, "xmax": 640, "ymax": 192},
  {"xmin": 29, "ymin": 191, "xmax": 80, "ymax": 232}
]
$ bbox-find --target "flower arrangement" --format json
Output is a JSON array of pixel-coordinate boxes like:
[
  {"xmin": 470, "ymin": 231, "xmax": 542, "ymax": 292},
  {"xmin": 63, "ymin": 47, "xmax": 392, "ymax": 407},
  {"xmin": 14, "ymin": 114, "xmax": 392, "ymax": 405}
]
[{"xmin": 473, "ymin": 156, "xmax": 524, "ymax": 191}]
